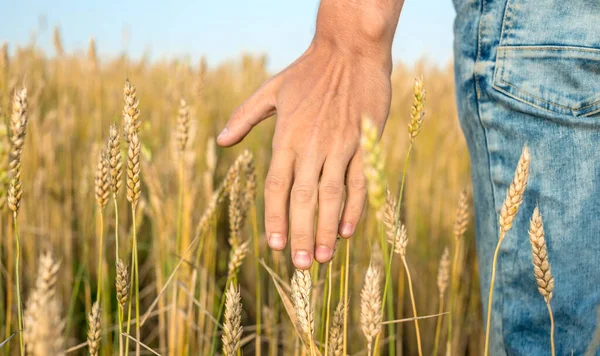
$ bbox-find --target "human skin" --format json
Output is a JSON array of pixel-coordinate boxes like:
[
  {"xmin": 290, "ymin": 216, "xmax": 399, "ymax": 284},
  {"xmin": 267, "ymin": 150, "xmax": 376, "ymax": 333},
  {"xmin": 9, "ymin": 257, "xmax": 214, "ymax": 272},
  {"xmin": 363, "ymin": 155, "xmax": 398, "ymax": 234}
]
[{"xmin": 217, "ymin": 0, "xmax": 404, "ymax": 269}]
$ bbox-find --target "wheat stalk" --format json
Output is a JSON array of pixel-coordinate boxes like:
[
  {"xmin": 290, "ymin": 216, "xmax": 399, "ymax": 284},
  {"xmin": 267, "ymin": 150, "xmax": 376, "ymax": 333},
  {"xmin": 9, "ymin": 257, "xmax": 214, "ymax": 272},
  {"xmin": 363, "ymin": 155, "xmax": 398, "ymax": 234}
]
[
  {"xmin": 447, "ymin": 188, "xmax": 469, "ymax": 354},
  {"xmin": 175, "ymin": 98, "xmax": 190, "ymax": 155},
  {"xmin": 227, "ymin": 239, "xmax": 250, "ymax": 279},
  {"xmin": 116, "ymin": 259, "xmax": 130, "ymax": 311},
  {"xmin": 95, "ymin": 149, "xmax": 110, "ymax": 209},
  {"xmin": 292, "ymin": 269, "xmax": 315, "ymax": 353},
  {"xmin": 123, "ymin": 79, "xmax": 140, "ymax": 144},
  {"xmin": 222, "ymin": 283, "xmax": 243, "ymax": 356},
  {"xmin": 228, "ymin": 174, "xmax": 243, "ymax": 247},
  {"xmin": 126, "ymin": 132, "xmax": 141, "ymax": 207},
  {"xmin": 360, "ymin": 117, "xmax": 386, "ymax": 219},
  {"xmin": 361, "ymin": 263, "xmax": 382, "ymax": 356},
  {"xmin": 87, "ymin": 302, "xmax": 102, "ymax": 356},
  {"xmin": 484, "ymin": 145, "xmax": 530, "ymax": 356},
  {"xmin": 107, "ymin": 123, "xmax": 123, "ymax": 195},
  {"xmin": 23, "ymin": 252, "xmax": 65, "ymax": 356},
  {"xmin": 8, "ymin": 88, "xmax": 28, "ymax": 215},
  {"xmin": 528, "ymin": 205, "xmax": 555, "ymax": 356},
  {"xmin": 433, "ymin": 246, "xmax": 450, "ymax": 356},
  {"xmin": 328, "ymin": 300, "xmax": 345, "ymax": 356},
  {"xmin": 407, "ymin": 76, "xmax": 426, "ymax": 141}
]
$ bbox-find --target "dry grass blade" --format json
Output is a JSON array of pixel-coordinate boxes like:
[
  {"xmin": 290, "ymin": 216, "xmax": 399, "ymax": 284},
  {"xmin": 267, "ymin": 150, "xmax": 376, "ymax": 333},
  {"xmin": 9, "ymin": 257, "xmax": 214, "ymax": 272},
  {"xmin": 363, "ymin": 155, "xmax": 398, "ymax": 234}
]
[
  {"xmin": 120, "ymin": 333, "xmax": 162, "ymax": 356},
  {"xmin": 360, "ymin": 263, "xmax": 382, "ymax": 356},
  {"xmin": 87, "ymin": 302, "xmax": 102, "ymax": 356},
  {"xmin": 222, "ymin": 283, "xmax": 243, "ymax": 356}
]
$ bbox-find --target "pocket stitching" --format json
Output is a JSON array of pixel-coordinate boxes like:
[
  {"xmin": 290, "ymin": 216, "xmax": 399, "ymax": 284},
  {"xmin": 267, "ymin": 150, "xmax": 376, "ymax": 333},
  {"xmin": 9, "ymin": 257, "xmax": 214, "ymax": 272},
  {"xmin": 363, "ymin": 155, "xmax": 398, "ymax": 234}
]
[{"xmin": 495, "ymin": 46, "xmax": 600, "ymax": 115}]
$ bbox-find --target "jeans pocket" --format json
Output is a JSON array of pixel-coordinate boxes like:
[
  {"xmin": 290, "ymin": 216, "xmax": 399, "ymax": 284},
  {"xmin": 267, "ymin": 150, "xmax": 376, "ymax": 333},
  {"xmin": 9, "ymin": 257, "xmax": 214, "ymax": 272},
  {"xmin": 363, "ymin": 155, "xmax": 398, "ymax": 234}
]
[{"xmin": 492, "ymin": 46, "xmax": 600, "ymax": 118}]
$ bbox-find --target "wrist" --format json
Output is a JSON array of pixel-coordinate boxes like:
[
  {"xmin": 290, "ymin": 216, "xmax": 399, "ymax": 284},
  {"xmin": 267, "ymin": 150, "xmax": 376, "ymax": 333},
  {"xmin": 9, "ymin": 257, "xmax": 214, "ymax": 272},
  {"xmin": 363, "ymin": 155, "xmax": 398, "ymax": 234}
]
[{"xmin": 313, "ymin": 0, "xmax": 402, "ymax": 68}]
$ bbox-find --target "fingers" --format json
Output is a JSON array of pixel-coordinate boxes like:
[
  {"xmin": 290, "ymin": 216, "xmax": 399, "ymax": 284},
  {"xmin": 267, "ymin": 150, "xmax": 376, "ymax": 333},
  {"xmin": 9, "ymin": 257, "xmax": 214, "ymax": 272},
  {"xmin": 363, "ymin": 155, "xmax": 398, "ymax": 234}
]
[
  {"xmin": 289, "ymin": 154, "xmax": 324, "ymax": 269},
  {"xmin": 264, "ymin": 149, "xmax": 295, "ymax": 251},
  {"xmin": 217, "ymin": 77, "xmax": 280, "ymax": 147},
  {"xmin": 314, "ymin": 154, "xmax": 349, "ymax": 263},
  {"xmin": 339, "ymin": 152, "xmax": 367, "ymax": 238}
]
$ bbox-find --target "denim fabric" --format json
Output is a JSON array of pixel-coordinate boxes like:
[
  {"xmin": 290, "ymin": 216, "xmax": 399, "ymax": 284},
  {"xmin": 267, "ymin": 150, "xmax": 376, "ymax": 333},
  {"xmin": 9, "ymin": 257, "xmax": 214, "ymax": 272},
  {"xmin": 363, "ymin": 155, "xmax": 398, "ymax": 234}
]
[{"xmin": 453, "ymin": 0, "xmax": 600, "ymax": 354}]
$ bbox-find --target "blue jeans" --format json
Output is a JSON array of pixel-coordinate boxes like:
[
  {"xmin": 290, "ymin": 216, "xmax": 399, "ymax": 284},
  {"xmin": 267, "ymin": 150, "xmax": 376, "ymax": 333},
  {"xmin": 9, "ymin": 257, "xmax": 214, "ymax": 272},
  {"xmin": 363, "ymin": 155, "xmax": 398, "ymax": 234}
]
[{"xmin": 453, "ymin": 0, "xmax": 600, "ymax": 354}]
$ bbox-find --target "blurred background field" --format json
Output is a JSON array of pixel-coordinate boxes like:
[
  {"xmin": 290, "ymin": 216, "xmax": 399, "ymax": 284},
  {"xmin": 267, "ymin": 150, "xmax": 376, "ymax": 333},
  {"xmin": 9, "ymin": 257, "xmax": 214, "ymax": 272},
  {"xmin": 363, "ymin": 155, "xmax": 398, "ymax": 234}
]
[{"xmin": 0, "ymin": 2, "xmax": 482, "ymax": 355}]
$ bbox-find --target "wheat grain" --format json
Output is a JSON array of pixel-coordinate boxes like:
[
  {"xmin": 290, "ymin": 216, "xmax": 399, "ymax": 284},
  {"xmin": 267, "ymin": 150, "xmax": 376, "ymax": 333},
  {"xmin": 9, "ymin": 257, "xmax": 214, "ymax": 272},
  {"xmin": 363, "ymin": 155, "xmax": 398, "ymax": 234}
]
[
  {"xmin": 528, "ymin": 205, "xmax": 554, "ymax": 302},
  {"xmin": 384, "ymin": 189, "xmax": 408, "ymax": 256},
  {"xmin": 228, "ymin": 174, "xmax": 243, "ymax": 247},
  {"xmin": 227, "ymin": 239, "xmax": 250, "ymax": 278},
  {"xmin": 87, "ymin": 302, "xmax": 102, "ymax": 356},
  {"xmin": 453, "ymin": 188, "xmax": 469, "ymax": 240},
  {"xmin": 123, "ymin": 79, "xmax": 140, "ymax": 144},
  {"xmin": 0, "ymin": 118, "xmax": 9, "ymax": 210},
  {"xmin": 127, "ymin": 131, "xmax": 141, "ymax": 207},
  {"xmin": 361, "ymin": 116, "xmax": 386, "ymax": 218},
  {"xmin": 8, "ymin": 87, "xmax": 28, "ymax": 215},
  {"xmin": 328, "ymin": 300, "xmax": 346, "ymax": 356},
  {"xmin": 291, "ymin": 269, "xmax": 314, "ymax": 342},
  {"xmin": 116, "ymin": 259, "xmax": 130, "ymax": 310},
  {"xmin": 106, "ymin": 123, "xmax": 123, "ymax": 195},
  {"xmin": 23, "ymin": 252, "xmax": 65, "ymax": 356},
  {"xmin": 360, "ymin": 263, "xmax": 382, "ymax": 356},
  {"xmin": 95, "ymin": 149, "xmax": 110, "ymax": 209},
  {"xmin": 175, "ymin": 98, "xmax": 190, "ymax": 155},
  {"xmin": 437, "ymin": 247, "xmax": 450, "ymax": 298},
  {"xmin": 407, "ymin": 76, "xmax": 426, "ymax": 141},
  {"xmin": 499, "ymin": 146, "xmax": 530, "ymax": 235},
  {"xmin": 222, "ymin": 283, "xmax": 243, "ymax": 356},
  {"xmin": 53, "ymin": 27, "xmax": 64, "ymax": 56}
]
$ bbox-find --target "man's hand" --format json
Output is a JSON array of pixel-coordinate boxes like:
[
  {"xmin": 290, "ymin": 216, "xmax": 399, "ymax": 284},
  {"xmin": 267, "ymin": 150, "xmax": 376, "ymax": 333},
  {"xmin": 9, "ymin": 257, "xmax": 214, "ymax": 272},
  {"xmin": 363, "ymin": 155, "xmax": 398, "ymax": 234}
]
[{"xmin": 217, "ymin": 0, "xmax": 403, "ymax": 269}]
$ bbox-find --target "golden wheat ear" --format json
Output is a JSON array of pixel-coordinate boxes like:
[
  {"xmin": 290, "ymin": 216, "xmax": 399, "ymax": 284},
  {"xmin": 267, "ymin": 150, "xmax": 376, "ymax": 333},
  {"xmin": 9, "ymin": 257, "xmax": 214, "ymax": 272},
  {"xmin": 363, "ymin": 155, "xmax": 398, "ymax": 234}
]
[
  {"xmin": 222, "ymin": 283, "xmax": 243, "ymax": 356},
  {"xmin": 360, "ymin": 262, "xmax": 382, "ymax": 356}
]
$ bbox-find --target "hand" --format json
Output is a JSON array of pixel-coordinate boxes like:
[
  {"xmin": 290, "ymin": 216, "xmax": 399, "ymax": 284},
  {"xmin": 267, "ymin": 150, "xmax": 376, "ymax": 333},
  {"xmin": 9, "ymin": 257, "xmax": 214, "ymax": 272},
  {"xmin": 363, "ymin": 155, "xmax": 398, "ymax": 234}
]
[{"xmin": 217, "ymin": 0, "xmax": 402, "ymax": 269}]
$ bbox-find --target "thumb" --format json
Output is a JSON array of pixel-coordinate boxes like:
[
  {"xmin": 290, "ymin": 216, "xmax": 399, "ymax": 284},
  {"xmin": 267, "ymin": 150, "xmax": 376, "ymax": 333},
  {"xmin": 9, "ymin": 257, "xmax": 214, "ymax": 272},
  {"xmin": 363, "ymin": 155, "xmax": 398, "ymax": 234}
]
[{"xmin": 217, "ymin": 77, "xmax": 279, "ymax": 147}]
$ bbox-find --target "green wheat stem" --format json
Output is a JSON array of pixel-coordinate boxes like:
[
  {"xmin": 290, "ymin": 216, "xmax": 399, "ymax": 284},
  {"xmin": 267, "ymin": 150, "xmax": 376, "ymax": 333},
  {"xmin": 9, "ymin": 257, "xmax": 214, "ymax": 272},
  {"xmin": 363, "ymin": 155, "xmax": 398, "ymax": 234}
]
[
  {"xmin": 251, "ymin": 205, "xmax": 262, "ymax": 356},
  {"xmin": 323, "ymin": 262, "xmax": 332, "ymax": 355},
  {"xmin": 432, "ymin": 293, "xmax": 445, "ymax": 355},
  {"xmin": 13, "ymin": 214, "xmax": 23, "ymax": 356},
  {"xmin": 97, "ymin": 211, "xmax": 104, "ymax": 300},
  {"xmin": 375, "ymin": 142, "xmax": 413, "ymax": 353},
  {"xmin": 446, "ymin": 237, "xmax": 462, "ymax": 354}
]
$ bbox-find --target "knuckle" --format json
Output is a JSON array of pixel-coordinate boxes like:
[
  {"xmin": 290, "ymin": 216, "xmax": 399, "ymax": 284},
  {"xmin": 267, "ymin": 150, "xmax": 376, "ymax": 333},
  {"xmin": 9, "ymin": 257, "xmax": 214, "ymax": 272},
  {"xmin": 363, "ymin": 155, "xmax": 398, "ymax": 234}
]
[
  {"xmin": 319, "ymin": 181, "xmax": 344, "ymax": 199},
  {"xmin": 291, "ymin": 183, "xmax": 316, "ymax": 203},
  {"xmin": 318, "ymin": 226, "xmax": 339, "ymax": 238},
  {"xmin": 349, "ymin": 176, "xmax": 367, "ymax": 191},
  {"xmin": 265, "ymin": 213, "xmax": 284, "ymax": 226},
  {"xmin": 265, "ymin": 174, "xmax": 287, "ymax": 193},
  {"xmin": 292, "ymin": 231, "xmax": 312, "ymax": 243}
]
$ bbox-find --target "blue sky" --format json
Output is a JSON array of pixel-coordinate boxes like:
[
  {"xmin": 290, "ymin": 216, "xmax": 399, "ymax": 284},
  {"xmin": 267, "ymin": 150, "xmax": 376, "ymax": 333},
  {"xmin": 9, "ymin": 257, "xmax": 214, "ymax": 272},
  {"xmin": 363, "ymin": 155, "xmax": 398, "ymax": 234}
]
[{"xmin": 2, "ymin": 0, "xmax": 456, "ymax": 71}]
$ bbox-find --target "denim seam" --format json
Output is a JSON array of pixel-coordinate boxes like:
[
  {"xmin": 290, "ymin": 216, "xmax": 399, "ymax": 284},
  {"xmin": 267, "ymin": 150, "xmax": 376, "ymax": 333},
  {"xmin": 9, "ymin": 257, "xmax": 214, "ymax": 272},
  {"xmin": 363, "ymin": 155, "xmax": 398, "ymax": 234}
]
[
  {"xmin": 499, "ymin": 45, "xmax": 600, "ymax": 54},
  {"xmin": 475, "ymin": 0, "xmax": 506, "ymax": 352}
]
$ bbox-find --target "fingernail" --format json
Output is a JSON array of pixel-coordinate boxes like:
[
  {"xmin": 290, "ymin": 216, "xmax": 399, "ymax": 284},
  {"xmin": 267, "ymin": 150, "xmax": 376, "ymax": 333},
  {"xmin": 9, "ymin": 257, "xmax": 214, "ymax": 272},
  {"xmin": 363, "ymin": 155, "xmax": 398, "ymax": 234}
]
[
  {"xmin": 268, "ymin": 233, "xmax": 285, "ymax": 250},
  {"xmin": 294, "ymin": 250, "xmax": 312, "ymax": 268},
  {"xmin": 315, "ymin": 245, "xmax": 333, "ymax": 262},
  {"xmin": 339, "ymin": 223, "xmax": 354, "ymax": 237},
  {"xmin": 217, "ymin": 127, "xmax": 228, "ymax": 140}
]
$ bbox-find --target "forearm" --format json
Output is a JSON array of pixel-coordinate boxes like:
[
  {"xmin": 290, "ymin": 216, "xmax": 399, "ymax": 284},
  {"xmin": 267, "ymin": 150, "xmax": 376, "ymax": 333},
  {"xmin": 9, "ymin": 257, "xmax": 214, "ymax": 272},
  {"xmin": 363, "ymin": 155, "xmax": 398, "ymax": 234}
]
[{"xmin": 313, "ymin": 0, "xmax": 404, "ymax": 69}]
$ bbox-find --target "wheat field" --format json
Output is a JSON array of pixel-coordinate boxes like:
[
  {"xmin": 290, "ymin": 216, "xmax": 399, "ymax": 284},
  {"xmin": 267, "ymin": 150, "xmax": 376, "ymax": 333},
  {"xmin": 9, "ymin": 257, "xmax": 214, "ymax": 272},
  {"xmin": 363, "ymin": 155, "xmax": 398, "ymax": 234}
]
[{"xmin": 0, "ymin": 28, "xmax": 485, "ymax": 356}]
